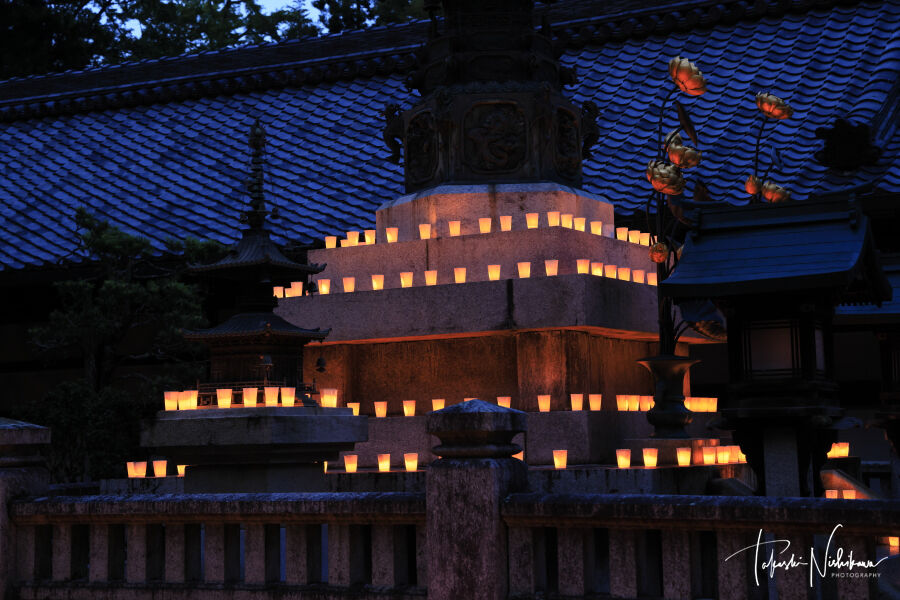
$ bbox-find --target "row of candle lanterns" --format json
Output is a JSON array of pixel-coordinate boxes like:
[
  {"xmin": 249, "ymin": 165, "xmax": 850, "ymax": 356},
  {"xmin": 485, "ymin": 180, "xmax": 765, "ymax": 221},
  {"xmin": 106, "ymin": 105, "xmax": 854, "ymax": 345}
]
[
  {"xmin": 163, "ymin": 387, "xmax": 340, "ymax": 410},
  {"xmin": 126, "ymin": 460, "xmax": 186, "ymax": 478},
  {"xmin": 331, "ymin": 453, "xmax": 420, "ymax": 473},
  {"xmin": 323, "ymin": 214, "xmax": 653, "ymax": 248},
  {"xmin": 615, "ymin": 444, "xmax": 747, "ymax": 468},
  {"xmin": 825, "ymin": 442, "xmax": 850, "ymax": 458},
  {"xmin": 824, "ymin": 489, "xmax": 860, "ymax": 499}
]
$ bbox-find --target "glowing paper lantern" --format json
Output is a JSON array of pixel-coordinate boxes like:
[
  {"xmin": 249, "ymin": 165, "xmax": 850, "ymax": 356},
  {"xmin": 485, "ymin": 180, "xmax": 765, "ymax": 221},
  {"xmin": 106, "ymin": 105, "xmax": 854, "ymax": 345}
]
[
  {"xmin": 216, "ymin": 389, "xmax": 232, "ymax": 409},
  {"xmin": 339, "ymin": 239, "xmax": 350, "ymax": 248},
  {"xmin": 553, "ymin": 450, "xmax": 568, "ymax": 469},
  {"xmin": 419, "ymin": 223, "xmax": 432, "ymax": 240},
  {"xmin": 890, "ymin": 537, "xmax": 899, "ymax": 555},
  {"xmin": 488, "ymin": 265, "xmax": 501, "ymax": 280},
  {"xmin": 588, "ymin": 394, "xmax": 602, "ymax": 410},
  {"xmin": 364, "ymin": 229, "xmax": 376, "ymax": 245},
  {"xmin": 425, "ymin": 270, "xmax": 437, "ymax": 286},
  {"xmin": 497, "ymin": 396, "xmax": 511, "ymax": 408},
  {"xmin": 604, "ymin": 264, "xmax": 617, "ymax": 278},
  {"xmin": 374, "ymin": 401, "xmax": 388, "ymax": 418},
  {"xmin": 676, "ymin": 447, "xmax": 692, "ymax": 467},
  {"xmin": 738, "ymin": 451, "xmax": 747, "ymax": 463},
  {"xmin": 628, "ymin": 230, "xmax": 640, "ymax": 244},
  {"xmin": 432, "ymin": 399, "xmax": 445, "ymax": 411},
  {"xmin": 400, "ymin": 272, "xmax": 413, "ymax": 288},
  {"xmin": 544, "ymin": 260, "xmax": 558, "ymax": 276},
  {"xmin": 164, "ymin": 391, "xmax": 178, "ymax": 411},
  {"xmin": 386, "ymin": 227, "xmax": 398, "ymax": 243},
  {"xmin": 632, "ymin": 270, "xmax": 646, "ymax": 284},
  {"xmin": 378, "ymin": 454, "xmax": 391, "ymax": 472},
  {"xmin": 403, "ymin": 400, "xmax": 416, "ymax": 417},
  {"xmin": 242, "ymin": 387, "xmax": 258, "ymax": 407},
  {"xmin": 371, "ymin": 274, "xmax": 384, "ymax": 291},
  {"xmin": 177, "ymin": 465, "xmax": 186, "ymax": 477},
  {"xmin": 716, "ymin": 447, "xmax": 730, "ymax": 464},
  {"xmin": 702, "ymin": 447, "xmax": 716, "ymax": 465},
  {"xmin": 325, "ymin": 236, "xmax": 337, "ymax": 249},
  {"xmin": 449, "ymin": 221, "xmax": 461, "ymax": 236},
  {"xmin": 513, "ymin": 451, "xmax": 524, "ymax": 461},
  {"xmin": 640, "ymin": 232, "xmax": 651, "ymax": 246},
  {"xmin": 647, "ymin": 273, "xmax": 658, "ymax": 286},
  {"xmin": 342, "ymin": 277, "xmax": 355, "ymax": 293},
  {"xmin": 454, "ymin": 267, "xmax": 467, "ymax": 284},
  {"xmin": 404, "ymin": 453, "xmax": 418, "ymax": 472},
  {"xmin": 643, "ymin": 448, "xmax": 658, "ymax": 468},
  {"xmin": 347, "ymin": 402, "xmax": 360, "ymax": 416},
  {"xmin": 577, "ymin": 259, "xmax": 590, "ymax": 274},
  {"xmin": 591, "ymin": 262, "xmax": 603, "ymax": 276},
  {"xmin": 281, "ymin": 387, "xmax": 296, "ymax": 407},
  {"xmin": 273, "ymin": 286, "xmax": 284, "ymax": 298},
  {"xmin": 347, "ymin": 231, "xmax": 360, "ymax": 246},
  {"xmin": 323, "ymin": 461, "xmax": 328, "ymax": 473},
  {"xmin": 264, "ymin": 387, "xmax": 280, "ymax": 407},
  {"xmin": 343, "ymin": 455, "xmax": 358, "ymax": 473},
  {"xmin": 152, "ymin": 460, "xmax": 167, "ymax": 477},
  {"xmin": 537, "ymin": 395, "xmax": 551, "ymax": 412},
  {"xmin": 517, "ymin": 262, "xmax": 531, "ymax": 278},
  {"xmin": 570, "ymin": 394, "xmax": 583, "ymax": 411},
  {"xmin": 616, "ymin": 395, "xmax": 627, "ymax": 411},
  {"xmin": 825, "ymin": 489, "xmax": 838, "ymax": 499},
  {"xmin": 590, "ymin": 220, "xmax": 603, "ymax": 235},
  {"xmin": 639, "ymin": 395, "xmax": 652, "ymax": 412},
  {"xmin": 615, "ymin": 227, "xmax": 628, "ymax": 241},
  {"xmin": 842, "ymin": 489, "xmax": 857, "ymax": 500},
  {"xmin": 178, "ymin": 391, "xmax": 197, "ymax": 410},
  {"xmin": 574, "ymin": 217, "xmax": 586, "ymax": 232},
  {"xmin": 131, "ymin": 461, "xmax": 147, "ymax": 478},
  {"xmin": 320, "ymin": 389, "xmax": 338, "ymax": 408},
  {"xmin": 837, "ymin": 442, "xmax": 850, "ymax": 457},
  {"xmin": 561, "ymin": 214, "xmax": 573, "ymax": 229},
  {"xmin": 290, "ymin": 282, "xmax": 303, "ymax": 296},
  {"xmin": 318, "ymin": 279, "xmax": 331, "ymax": 295},
  {"xmin": 547, "ymin": 211, "xmax": 561, "ymax": 227},
  {"xmin": 616, "ymin": 449, "xmax": 631, "ymax": 468},
  {"xmin": 500, "ymin": 215, "xmax": 512, "ymax": 231},
  {"xmin": 617, "ymin": 267, "xmax": 631, "ymax": 281},
  {"xmin": 479, "ymin": 218, "xmax": 492, "ymax": 234},
  {"xmin": 526, "ymin": 213, "xmax": 539, "ymax": 229}
]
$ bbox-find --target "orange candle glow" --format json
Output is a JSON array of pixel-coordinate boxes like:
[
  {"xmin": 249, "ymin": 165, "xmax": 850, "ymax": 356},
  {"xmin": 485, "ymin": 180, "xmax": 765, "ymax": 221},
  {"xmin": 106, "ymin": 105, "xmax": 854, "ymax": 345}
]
[
  {"xmin": 343, "ymin": 455, "xmax": 358, "ymax": 473},
  {"xmin": 526, "ymin": 213, "xmax": 539, "ymax": 229},
  {"xmin": 616, "ymin": 395, "xmax": 627, "ymax": 411},
  {"xmin": 419, "ymin": 223, "xmax": 432, "ymax": 239},
  {"xmin": 838, "ymin": 442, "xmax": 850, "ymax": 457},
  {"xmin": 152, "ymin": 460, "xmax": 167, "ymax": 478},
  {"xmin": 576, "ymin": 259, "xmax": 590, "ymax": 274},
  {"xmin": 479, "ymin": 217, "xmax": 492, "ymax": 234},
  {"xmin": 488, "ymin": 264, "xmax": 501, "ymax": 280},
  {"xmin": 164, "ymin": 391, "xmax": 178, "ymax": 411},
  {"xmin": 702, "ymin": 447, "xmax": 716, "ymax": 465},
  {"xmin": 570, "ymin": 394, "xmax": 583, "ymax": 411},
  {"xmin": 544, "ymin": 260, "xmax": 558, "ymax": 276},
  {"xmin": 264, "ymin": 387, "xmax": 279, "ymax": 407},
  {"xmin": 632, "ymin": 269, "xmax": 645, "ymax": 284},
  {"xmin": 132, "ymin": 461, "xmax": 147, "ymax": 478},
  {"xmin": 289, "ymin": 281, "xmax": 303, "ymax": 297},
  {"xmin": 825, "ymin": 489, "xmax": 838, "ymax": 499},
  {"xmin": 281, "ymin": 387, "xmax": 296, "ymax": 407},
  {"xmin": 449, "ymin": 220, "xmax": 461, "ymax": 236},
  {"xmin": 537, "ymin": 395, "xmax": 551, "ymax": 412},
  {"xmin": 640, "ymin": 232, "xmax": 651, "ymax": 246},
  {"xmin": 177, "ymin": 464, "xmax": 186, "ymax": 477},
  {"xmin": 738, "ymin": 451, "xmax": 747, "ymax": 463},
  {"xmin": 517, "ymin": 262, "xmax": 531, "ymax": 278},
  {"xmin": 591, "ymin": 262, "xmax": 604, "ymax": 276},
  {"xmin": 513, "ymin": 451, "xmax": 524, "ymax": 461},
  {"xmin": 500, "ymin": 215, "xmax": 512, "ymax": 231},
  {"xmin": 553, "ymin": 449, "xmax": 568, "ymax": 469},
  {"xmin": 378, "ymin": 454, "xmax": 391, "ymax": 472},
  {"xmin": 616, "ymin": 449, "xmax": 631, "ymax": 468},
  {"xmin": 454, "ymin": 267, "xmax": 467, "ymax": 283},
  {"xmin": 318, "ymin": 279, "xmax": 331, "ymax": 294},
  {"xmin": 716, "ymin": 447, "xmax": 730, "ymax": 464},
  {"xmin": 604, "ymin": 264, "xmax": 617, "ymax": 278},
  {"xmin": 574, "ymin": 217, "xmax": 586, "ymax": 232},
  {"xmin": 325, "ymin": 235, "xmax": 337, "ymax": 249},
  {"xmin": 342, "ymin": 277, "xmax": 355, "ymax": 293},
  {"xmin": 347, "ymin": 402, "xmax": 360, "ymax": 416},
  {"xmin": 216, "ymin": 389, "xmax": 232, "ymax": 409},
  {"xmin": 628, "ymin": 230, "xmax": 640, "ymax": 244},
  {"xmin": 643, "ymin": 448, "xmax": 658, "ymax": 468},
  {"xmin": 647, "ymin": 273, "xmax": 658, "ymax": 286},
  {"xmin": 371, "ymin": 274, "xmax": 384, "ymax": 290},
  {"xmin": 497, "ymin": 396, "xmax": 511, "ymax": 408},
  {"xmin": 404, "ymin": 453, "xmax": 419, "ymax": 472},
  {"xmin": 403, "ymin": 400, "xmax": 416, "ymax": 417},
  {"xmin": 273, "ymin": 286, "xmax": 284, "ymax": 298},
  {"xmin": 432, "ymin": 399, "xmax": 445, "ymax": 411},
  {"xmin": 386, "ymin": 227, "xmax": 398, "ymax": 243},
  {"xmin": 346, "ymin": 231, "xmax": 360, "ymax": 246},
  {"xmin": 547, "ymin": 211, "xmax": 561, "ymax": 227},
  {"xmin": 588, "ymin": 394, "xmax": 602, "ymax": 410},
  {"xmin": 400, "ymin": 272, "xmax": 413, "ymax": 288},
  {"xmin": 320, "ymin": 388, "xmax": 338, "ymax": 408},
  {"xmin": 617, "ymin": 267, "xmax": 631, "ymax": 281},
  {"xmin": 889, "ymin": 537, "xmax": 899, "ymax": 554},
  {"xmin": 242, "ymin": 387, "xmax": 258, "ymax": 407},
  {"xmin": 561, "ymin": 214, "xmax": 573, "ymax": 229},
  {"xmin": 639, "ymin": 395, "xmax": 652, "ymax": 412},
  {"xmin": 590, "ymin": 220, "xmax": 603, "ymax": 235},
  {"xmin": 842, "ymin": 489, "xmax": 857, "ymax": 500},
  {"xmin": 676, "ymin": 447, "xmax": 692, "ymax": 467},
  {"xmin": 615, "ymin": 227, "xmax": 628, "ymax": 241},
  {"xmin": 374, "ymin": 401, "xmax": 388, "ymax": 418},
  {"xmin": 425, "ymin": 270, "xmax": 437, "ymax": 286},
  {"xmin": 364, "ymin": 229, "xmax": 376, "ymax": 245},
  {"xmin": 626, "ymin": 395, "xmax": 639, "ymax": 412}
]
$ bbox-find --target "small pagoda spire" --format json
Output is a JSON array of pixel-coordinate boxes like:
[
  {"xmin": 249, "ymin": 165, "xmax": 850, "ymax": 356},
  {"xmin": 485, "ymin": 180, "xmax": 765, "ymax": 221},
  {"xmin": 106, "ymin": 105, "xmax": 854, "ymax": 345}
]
[{"xmin": 244, "ymin": 118, "xmax": 271, "ymax": 231}]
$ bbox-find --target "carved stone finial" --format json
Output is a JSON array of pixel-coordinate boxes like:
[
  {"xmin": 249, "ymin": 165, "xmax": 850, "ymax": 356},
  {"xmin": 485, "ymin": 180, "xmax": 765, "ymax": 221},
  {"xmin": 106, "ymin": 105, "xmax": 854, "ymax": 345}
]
[{"xmin": 244, "ymin": 119, "xmax": 270, "ymax": 230}]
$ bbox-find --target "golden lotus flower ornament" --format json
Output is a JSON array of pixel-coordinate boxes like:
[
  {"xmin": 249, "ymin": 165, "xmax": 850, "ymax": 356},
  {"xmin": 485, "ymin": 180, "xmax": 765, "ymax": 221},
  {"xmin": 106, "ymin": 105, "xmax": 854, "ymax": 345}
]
[
  {"xmin": 756, "ymin": 92, "xmax": 793, "ymax": 120},
  {"xmin": 762, "ymin": 180, "xmax": 791, "ymax": 202},
  {"xmin": 649, "ymin": 242, "xmax": 670, "ymax": 263},
  {"xmin": 646, "ymin": 160, "xmax": 686, "ymax": 195},
  {"xmin": 665, "ymin": 132, "xmax": 702, "ymax": 168},
  {"xmin": 745, "ymin": 175, "xmax": 761, "ymax": 195},
  {"xmin": 668, "ymin": 56, "xmax": 708, "ymax": 96}
]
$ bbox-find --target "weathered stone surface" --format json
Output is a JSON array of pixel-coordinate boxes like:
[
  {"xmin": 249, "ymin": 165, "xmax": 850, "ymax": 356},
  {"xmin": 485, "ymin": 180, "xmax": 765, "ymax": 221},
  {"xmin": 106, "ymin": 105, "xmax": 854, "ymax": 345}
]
[{"xmin": 526, "ymin": 464, "xmax": 750, "ymax": 495}]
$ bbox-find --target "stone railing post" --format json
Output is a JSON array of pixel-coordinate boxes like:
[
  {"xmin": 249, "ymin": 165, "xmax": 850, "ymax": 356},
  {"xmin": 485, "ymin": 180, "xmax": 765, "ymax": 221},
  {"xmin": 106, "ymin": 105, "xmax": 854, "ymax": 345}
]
[
  {"xmin": 0, "ymin": 419, "xmax": 50, "ymax": 600},
  {"xmin": 426, "ymin": 399, "xmax": 527, "ymax": 600}
]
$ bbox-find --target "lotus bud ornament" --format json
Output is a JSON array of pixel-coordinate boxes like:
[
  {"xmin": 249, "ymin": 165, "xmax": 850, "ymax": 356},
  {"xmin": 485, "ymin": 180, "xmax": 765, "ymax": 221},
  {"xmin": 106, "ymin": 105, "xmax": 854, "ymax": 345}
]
[
  {"xmin": 667, "ymin": 140, "xmax": 702, "ymax": 168},
  {"xmin": 649, "ymin": 242, "xmax": 670, "ymax": 263},
  {"xmin": 646, "ymin": 160, "xmax": 686, "ymax": 195},
  {"xmin": 762, "ymin": 180, "xmax": 791, "ymax": 202},
  {"xmin": 668, "ymin": 56, "xmax": 708, "ymax": 96},
  {"xmin": 756, "ymin": 92, "xmax": 793, "ymax": 120},
  {"xmin": 745, "ymin": 174, "xmax": 761, "ymax": 195}
]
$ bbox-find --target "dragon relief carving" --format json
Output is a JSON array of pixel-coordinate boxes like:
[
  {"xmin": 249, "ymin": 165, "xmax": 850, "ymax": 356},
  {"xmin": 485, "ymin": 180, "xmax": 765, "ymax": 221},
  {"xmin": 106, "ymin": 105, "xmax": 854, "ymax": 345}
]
[
  {"xmin": 464, "ymin": 103, "xmax": 527, "ymax": 172},
  {"xmin": 382, "ymin": 103, "xmax": 404, "ymax": 164}
]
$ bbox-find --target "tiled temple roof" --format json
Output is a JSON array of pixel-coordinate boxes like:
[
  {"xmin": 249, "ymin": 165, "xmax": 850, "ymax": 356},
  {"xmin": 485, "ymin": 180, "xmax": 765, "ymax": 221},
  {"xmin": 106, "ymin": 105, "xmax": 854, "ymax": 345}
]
[{"xmin": 0, "ymin": 0, "xmax": 898, "ymax": 271}]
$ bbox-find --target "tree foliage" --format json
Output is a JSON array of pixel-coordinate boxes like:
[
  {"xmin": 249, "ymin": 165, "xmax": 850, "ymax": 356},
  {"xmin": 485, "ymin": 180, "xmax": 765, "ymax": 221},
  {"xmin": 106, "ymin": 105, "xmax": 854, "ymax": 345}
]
[
  {"xmin": 20, "ymin": 208, "xmax": 224, "ymax": 482},
  {"xmin": 312, "ymin": 0, "xmax": 426, "ymax": 34}
]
